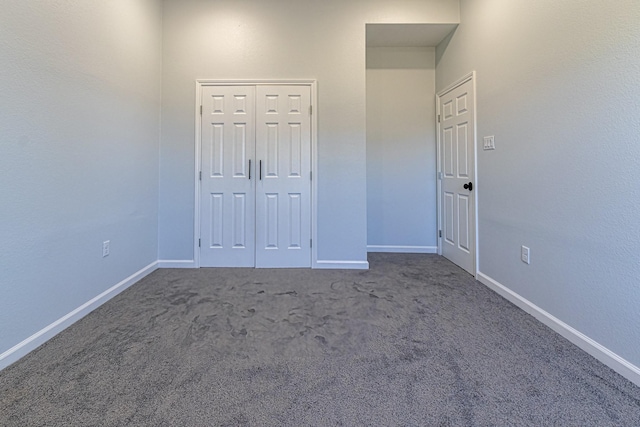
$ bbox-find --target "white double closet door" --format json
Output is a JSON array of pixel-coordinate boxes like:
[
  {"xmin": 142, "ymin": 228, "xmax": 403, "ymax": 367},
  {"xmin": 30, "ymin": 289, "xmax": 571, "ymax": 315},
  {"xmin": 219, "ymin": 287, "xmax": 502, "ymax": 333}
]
[{"xmin": 200, "ymin": 85, "xmax": 312, "ymax": 268}]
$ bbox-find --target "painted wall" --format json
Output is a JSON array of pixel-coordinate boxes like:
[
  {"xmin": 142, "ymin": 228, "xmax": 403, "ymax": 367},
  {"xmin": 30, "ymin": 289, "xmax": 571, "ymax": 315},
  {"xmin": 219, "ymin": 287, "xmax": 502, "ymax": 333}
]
[
  {"xmin": 159, "ymin": 0, "xmax": 460, "ymax": 264},
  {"xmin": 0, "ymin": 1, "xmax": 162, "ymax": 355},
  {"xmin": 366, "ymin": 47, "xmax": 437, "ymax": 252},
  {"xmin": 436, "ymin": 0, "xmax": 640, "ymax": 365}
]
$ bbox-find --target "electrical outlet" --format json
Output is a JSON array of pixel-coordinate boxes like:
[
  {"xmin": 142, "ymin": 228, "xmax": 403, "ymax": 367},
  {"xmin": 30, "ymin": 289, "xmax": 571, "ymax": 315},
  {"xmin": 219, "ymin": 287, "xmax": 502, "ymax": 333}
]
[
  {"xmin": 103, "ymin": 240, "xmax": 110, "ymax": 257},
  {"xmin": 521, "ymin": 245, "xmax": 530, "ymax": 264},
  {"xmin": 483, "ymin": 135, "xmax": 495, "ymax": 150}
]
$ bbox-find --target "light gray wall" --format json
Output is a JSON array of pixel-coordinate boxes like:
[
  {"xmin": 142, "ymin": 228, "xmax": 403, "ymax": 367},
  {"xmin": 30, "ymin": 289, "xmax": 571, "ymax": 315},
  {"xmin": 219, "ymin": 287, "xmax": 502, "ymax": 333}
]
[
  {"xmin": 0, "ymin": 1, "xmax": 162, "ymax": 355},
  {"xmin": 436, "ymin": 0, "xmax": 640, "ymax": 365},
  {"xmin": 366, "ymin": 47, "xmax": 437, "ymax": 250},
  {"xmin": 159, "ymin": 0, "xmax": 460, "ymax": 263}
]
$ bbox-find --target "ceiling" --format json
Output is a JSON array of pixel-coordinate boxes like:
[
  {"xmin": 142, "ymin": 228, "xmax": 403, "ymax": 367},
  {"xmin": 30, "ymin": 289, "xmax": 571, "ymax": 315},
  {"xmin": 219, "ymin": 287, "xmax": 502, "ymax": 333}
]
[{"xmin": 366, "ymin": 23, "xmax": 458, "ymax": 47}]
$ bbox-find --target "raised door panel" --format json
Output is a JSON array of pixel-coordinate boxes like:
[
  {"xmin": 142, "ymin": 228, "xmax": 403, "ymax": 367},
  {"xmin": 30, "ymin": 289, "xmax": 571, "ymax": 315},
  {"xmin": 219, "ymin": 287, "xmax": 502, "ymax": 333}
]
[
  {"xmin": 264, "ymin": 193, "xmax": 279, "ymax": 249},
  {"xmin": 444, "ymin": 191, "xmax": 455, "ymax": 246},
  {"xmin": 457, "ymin": 123, "xmax": 469, "ymax": 179},
  {"xmin": 287, "ymin": 193, "xmax": 302, "ymax": 249}
]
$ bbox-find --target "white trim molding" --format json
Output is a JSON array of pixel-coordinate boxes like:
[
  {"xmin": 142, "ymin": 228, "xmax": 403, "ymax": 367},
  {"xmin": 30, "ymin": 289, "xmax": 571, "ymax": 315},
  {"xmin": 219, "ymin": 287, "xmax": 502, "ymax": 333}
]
[
  {"xmin": 314, "ymin": 260, "xmax": 370, "ymax": 270},
  {"xmin": 157, "ymin": 260, "xmax": 196, "ymax": 269},
  {"xmin": 477, "ymin": 272, "xmax": 640, "ymax": 387},
  {"xmin": 367, "ymin": 245, "xmax": 437, "ymax": 254},
  {"xmin": 0, "ymin": 261, "xmax": 158, "ymax": 371}
]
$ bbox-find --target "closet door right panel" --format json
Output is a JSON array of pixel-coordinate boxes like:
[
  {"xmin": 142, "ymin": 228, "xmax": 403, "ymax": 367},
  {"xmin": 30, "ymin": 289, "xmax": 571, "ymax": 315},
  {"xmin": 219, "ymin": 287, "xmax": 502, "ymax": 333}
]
[{"xmin": 255, "ymin": 86, "xmax": 312, "ymax": 268}]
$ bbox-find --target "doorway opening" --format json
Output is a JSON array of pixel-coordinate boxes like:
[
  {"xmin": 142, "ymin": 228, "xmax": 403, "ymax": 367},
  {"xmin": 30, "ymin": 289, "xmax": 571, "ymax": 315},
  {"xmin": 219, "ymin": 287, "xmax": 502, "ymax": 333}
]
[{"xmin": 365, "ymin": 23, "xmax": 457, "ymax": 255}]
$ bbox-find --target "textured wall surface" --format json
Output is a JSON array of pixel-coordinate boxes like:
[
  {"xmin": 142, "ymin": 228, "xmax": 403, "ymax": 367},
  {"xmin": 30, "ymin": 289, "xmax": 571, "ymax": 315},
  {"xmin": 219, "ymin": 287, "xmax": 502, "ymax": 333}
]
[
  {"xmin": 366, "ymin": 47, "xmax": 437, "ymax": 250},
  {"xmin": 0, "ymin": 1, "xmax": 162, "ymax": 354},
  {"xmin": 159, "ymin": 0, "xmax": 460, "ymax": 263},
  {"xmin": 436, "ymin": 0, "xmax": 640, "ymax": 365}
]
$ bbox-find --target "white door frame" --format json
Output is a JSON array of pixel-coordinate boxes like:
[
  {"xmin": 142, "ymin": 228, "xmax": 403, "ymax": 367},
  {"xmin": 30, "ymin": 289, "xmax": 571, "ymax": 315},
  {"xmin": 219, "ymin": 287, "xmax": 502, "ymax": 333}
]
[
  {"xmin": 194, "ymin": 79, "xmax": 318, "ymax": 268},
  {"xmin": 436, "ymin": 71, "xmax": 479, "ymax": 277}
]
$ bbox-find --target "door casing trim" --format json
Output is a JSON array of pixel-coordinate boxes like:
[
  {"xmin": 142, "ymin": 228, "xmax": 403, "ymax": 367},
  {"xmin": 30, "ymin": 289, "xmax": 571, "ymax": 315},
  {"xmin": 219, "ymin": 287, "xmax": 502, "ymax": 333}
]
[
  {"xmin": 436, "ymin": 71, "xmax": 478, "ymax": 277},
  {"xmin": 194, "ymin": 79, "xmax": 318, "ymax": 268}
]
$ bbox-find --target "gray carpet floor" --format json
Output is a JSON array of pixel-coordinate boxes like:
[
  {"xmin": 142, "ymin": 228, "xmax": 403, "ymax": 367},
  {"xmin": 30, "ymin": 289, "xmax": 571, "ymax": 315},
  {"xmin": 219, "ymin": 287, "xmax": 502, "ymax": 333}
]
[{"xmin": 1, "ymin": 253, "xmax": 639, "ymax": 426}]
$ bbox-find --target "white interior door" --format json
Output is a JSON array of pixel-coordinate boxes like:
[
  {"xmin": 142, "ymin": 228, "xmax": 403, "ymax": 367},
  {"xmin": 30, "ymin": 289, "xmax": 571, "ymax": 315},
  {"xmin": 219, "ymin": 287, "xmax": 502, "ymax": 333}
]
[
  {"xmin": 199, "ymin": 84, "xmax": 312, "ymax": 268},
  {"xmin": 255, "ymin": 85, "xmax": 312, "ymax": 268},
  {"xmin": 200, "ymin": 86, "xmax": 256, "ymax": 267},
  {"xmin": 439, "ymin": 76, "xmax": 476, "ymax": 275}
]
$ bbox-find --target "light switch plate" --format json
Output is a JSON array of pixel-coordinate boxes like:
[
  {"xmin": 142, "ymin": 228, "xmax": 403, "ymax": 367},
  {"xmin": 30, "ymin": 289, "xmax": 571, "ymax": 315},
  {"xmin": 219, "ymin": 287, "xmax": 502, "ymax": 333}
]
[{"xmin": 483, "ymin": 136, "xmax": 495, "ymax": 150}]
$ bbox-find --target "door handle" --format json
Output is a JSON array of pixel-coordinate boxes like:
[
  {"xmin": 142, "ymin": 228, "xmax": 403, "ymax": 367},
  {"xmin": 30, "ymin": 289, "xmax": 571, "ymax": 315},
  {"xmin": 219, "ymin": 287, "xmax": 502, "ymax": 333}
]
[
  {"xmin": 249, "ymin": 160, "xmax": 251, "ymax": 180},
  {"xmin": 259, "ymin": 160, "xmax": 262, "ymax": 180},
  {"xmin": 463, "ymin": 182, "xmax": 473, "ymax": 191}
]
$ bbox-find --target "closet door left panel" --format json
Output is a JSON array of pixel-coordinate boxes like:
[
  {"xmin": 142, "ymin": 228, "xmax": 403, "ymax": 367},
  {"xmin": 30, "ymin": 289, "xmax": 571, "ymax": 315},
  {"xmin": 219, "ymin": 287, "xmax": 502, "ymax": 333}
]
[{"xmin": 200, "ymin": 86, "xmax": 256, "ymax": 267}]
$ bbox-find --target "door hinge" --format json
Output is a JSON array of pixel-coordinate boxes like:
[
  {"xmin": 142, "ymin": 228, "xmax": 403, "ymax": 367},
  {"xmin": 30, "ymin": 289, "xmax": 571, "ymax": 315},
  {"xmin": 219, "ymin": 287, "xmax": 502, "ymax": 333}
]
[
  {"xmin": 310, "ymin": 239, "xmax": 312, "ymax": 248},
  {"xmin": 310, "ymin": 171, "xmax": 312, "ymax": 181},
  {"xmin": 437, "ymin": 114, "xmax": 441, "ymax": 123},
  {"xmin": 439, "ymin": 230, "xmax": 442, "ymax": 238},
  {"xmin": 309, "ymin": 105, "xmax": 312, "ymax": 115},
  {"xmin": 198, "ymin": 238, "xmax": 201, "ymax": 247},
  {"xmin": 199, "ymin": 171, "xmax": 202, "ymax": 181},
  {"xmin": 200, "ymin": 105, "xmax": 203, "ymax": 115}
]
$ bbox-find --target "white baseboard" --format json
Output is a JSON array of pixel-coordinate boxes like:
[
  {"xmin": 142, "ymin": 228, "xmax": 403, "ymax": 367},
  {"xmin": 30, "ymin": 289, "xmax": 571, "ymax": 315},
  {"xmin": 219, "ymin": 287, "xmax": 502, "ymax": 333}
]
[
  {"xmin": 477, "ymin": 272, "xmax": 640, "ymax": 387},
  {"xmin": 157, "ymin": 259, "xmax": 196, "ymax": 268},
  {"xmin": 0, "ymin": 261, "xmax": 158, "ymax": 371},
  {"xmin": 367, "ymin": 245, "xmax": 437, "ymax": 254},
  {"xmin": 314, "ymin": 260, "xmax": 370, "ymax": 270},
  {"xmin": 160, "ymin": 259, "xmax": 372, "ymax": 270}
]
